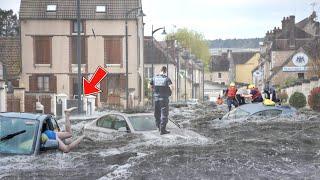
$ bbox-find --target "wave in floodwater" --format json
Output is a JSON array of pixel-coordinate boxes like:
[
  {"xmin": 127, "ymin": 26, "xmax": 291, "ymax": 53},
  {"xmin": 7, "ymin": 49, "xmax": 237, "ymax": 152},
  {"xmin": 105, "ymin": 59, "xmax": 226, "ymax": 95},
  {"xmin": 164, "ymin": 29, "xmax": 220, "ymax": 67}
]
[{"xmin": 1, "ymin": 106, "xmax": 320, "ymax": 180}]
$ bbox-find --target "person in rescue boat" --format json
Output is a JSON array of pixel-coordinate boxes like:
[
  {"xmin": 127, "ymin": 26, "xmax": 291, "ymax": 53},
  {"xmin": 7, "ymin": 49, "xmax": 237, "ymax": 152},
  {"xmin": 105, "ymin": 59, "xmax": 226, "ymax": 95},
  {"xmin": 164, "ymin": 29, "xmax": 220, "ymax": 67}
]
[
  {"xmin": 243, "ymin": 84, "xmax": 264, "ymax": 103},
  {"xmin": 224, "ymin": 82, "xmax": 239, "ymax": 111}
]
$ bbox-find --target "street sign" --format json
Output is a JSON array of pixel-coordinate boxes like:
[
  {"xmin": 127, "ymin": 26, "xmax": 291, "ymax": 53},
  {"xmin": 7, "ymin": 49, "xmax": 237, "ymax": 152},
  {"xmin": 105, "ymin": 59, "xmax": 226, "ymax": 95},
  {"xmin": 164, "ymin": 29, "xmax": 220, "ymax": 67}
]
[{"xmin": 282, "ymin": 66, "xmax": 309, "ymax": 72}]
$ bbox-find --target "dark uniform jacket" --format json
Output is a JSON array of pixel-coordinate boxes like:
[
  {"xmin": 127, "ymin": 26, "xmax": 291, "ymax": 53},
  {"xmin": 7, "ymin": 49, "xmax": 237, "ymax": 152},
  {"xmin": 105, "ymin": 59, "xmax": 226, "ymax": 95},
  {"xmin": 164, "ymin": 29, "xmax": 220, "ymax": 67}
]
[{"xmin": 150, "ymin": 74, "xmax": 172, "ymax": 99}]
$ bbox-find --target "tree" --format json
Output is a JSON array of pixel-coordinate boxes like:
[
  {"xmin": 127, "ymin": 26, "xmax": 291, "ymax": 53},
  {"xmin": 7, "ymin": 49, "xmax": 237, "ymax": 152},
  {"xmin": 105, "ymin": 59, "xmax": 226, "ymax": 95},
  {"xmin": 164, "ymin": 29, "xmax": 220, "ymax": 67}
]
[
  {"xmin": 166, "ymin": 28, "xmax": 211, "ymax": 70},
  {"xmin": 0, "ymin": 9, "xmax": 19, "ymax": 37}
]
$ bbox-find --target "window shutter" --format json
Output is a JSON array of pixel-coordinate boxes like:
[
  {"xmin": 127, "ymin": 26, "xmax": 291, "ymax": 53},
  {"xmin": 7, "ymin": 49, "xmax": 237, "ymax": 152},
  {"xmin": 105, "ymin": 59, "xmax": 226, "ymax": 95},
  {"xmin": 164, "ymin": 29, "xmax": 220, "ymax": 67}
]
[
  {"xmin": 104, "ymin": 37, "xmax": 122, "ymax": 65},
  {"xmin": 35, "ymin": 37, "xmax": 51, "ymax": 64},
  {"xmin": 104, "ymin": 38, "xmax": 111, "ymax": 64},
  {"xmin": 49, "ymin": 75, "xmax": 57, "ymax": 93},
  {"xmin": 29, "ymin": 75, "xmax": 38, "ymax": 92}
]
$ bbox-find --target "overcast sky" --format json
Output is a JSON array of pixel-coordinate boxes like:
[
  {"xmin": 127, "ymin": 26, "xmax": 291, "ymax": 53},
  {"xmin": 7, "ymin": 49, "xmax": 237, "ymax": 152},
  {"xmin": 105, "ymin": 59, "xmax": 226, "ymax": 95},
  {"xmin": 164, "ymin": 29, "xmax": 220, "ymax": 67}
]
[{"xmin": 0, "ymin": 0, "xmax": 318, "ymax": 40}]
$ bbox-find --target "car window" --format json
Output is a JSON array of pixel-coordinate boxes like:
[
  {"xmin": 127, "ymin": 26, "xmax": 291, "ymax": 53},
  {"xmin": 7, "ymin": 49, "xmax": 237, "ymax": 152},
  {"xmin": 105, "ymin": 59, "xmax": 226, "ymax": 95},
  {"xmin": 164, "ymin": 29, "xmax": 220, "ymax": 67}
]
[
  {"xmin": 113, "ymin": 115, "xmax": 128, "ymax": 131},
  {"xmin": 225, "ymin": 108, "xmax": 249, "ymax": 120},
  {"xmin": 97, "ymin": 115, "xmax": 114, "ymax": 129},
  {"xmin": 50, "ymin": 118, "xmax": 60, "ymax": 131},
  {"xmin": 0, "ymin": 117, "xmax": 38, "ymax": 155},
  {"xmin": 251, "ymin": 109, "xmax": 282, "ymax": 118},
  {"xmin": 96, "ymin": 115, "xmax": 128, "ymax": 131},
  {"xmin": 128, "ymin": 115, "xmax": 157, "ymax": 131},
  {"xmin": 236, "ymin": 109, "xmax": 250, "ymax": 119},
  {"xmin": 264, "ymin": 110, "xmax": 282, "ymax": 117}
]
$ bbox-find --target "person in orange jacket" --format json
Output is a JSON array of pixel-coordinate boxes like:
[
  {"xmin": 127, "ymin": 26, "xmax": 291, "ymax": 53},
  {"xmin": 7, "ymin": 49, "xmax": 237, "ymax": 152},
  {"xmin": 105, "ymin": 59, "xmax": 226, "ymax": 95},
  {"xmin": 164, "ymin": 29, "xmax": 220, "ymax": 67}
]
[
  {"xmin": 224, "ymin": 82, "xmax": 239, "ymax": 111},
  {"xmin": 216, "ymin": 94, "xmax": 224, "ymax": 105}
]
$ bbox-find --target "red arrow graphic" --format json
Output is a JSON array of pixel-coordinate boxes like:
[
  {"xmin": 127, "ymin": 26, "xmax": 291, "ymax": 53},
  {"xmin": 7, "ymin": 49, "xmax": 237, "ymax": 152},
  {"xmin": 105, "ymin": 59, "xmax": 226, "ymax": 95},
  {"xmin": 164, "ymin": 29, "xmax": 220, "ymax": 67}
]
[{"xmin": 83, "ymin": 66, "xmax": 108, "ymax": 96}]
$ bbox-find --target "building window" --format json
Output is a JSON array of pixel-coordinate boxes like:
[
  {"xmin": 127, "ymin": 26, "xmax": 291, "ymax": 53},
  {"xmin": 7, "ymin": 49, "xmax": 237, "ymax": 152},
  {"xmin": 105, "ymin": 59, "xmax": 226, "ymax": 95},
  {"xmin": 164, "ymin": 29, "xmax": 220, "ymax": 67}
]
[
  {"xmin": 100, "ymin": 74, "xmax": 125, "ymax": 102},
  {"xmin": 73, "ymin": 21, "xmax": 84, "ymax": 33},
  {"xmin": 47, "ymin": 5, "xmax": 57, "ymax": 12},
  {"xmin": 144, "ymin": 67, "xmax": 153, "ymax": 79},
  {"xmin": 37, "ymin": 76, "xmax": 50, "ymax": 92},
  {"xmin": 104, "ymin": 37, "xmax": 123, "ymax": 65},
  {"xmin": 71, "ymin": 36, "xmax": 86, "ymax": 64},
  {"xmin": 218, "ymin": 73, "xmax": 222, "ymax": 78},
  {"xmin": 29, "ymin": 74, "xmax": 57, "ymax": 93},
  {"xmin": 34, "ymin": 36, "xmax": 52, "ymax": 64},
  {"xmin": 298, "ymin": 73, "xmax": 304, "ymax": 80},
  {"xmin": 96, "ymin": 6, "xmax": 106, "ymax": 13}
]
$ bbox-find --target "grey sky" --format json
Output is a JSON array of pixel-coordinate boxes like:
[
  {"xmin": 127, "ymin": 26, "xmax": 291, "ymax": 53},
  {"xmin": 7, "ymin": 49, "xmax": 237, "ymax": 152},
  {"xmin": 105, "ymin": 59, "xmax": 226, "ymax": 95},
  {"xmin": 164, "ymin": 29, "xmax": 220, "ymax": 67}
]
[{"xmin": 0, "ymin": 0, "xmax": 318, "ymax": 39}]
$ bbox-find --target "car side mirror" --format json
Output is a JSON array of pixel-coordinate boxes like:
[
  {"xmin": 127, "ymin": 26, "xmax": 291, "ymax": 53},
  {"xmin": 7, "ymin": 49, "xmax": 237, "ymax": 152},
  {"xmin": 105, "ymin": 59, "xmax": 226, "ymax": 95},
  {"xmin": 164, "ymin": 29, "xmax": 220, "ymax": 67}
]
[
  {"xmin": 118, "ymin": 127, "xmax": 128, "ymax": 133},
  {"xmin": 40, "ymin": 140, "xmax": 59, "ymax": 151}
]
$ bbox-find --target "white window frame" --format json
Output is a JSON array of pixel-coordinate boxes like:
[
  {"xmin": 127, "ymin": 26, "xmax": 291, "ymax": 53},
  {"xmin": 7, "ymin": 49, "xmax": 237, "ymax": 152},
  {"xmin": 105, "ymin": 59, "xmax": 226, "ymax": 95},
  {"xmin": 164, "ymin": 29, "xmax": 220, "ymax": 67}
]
[
  {"xmin": 96, "ymin": 6, "xmax": 106, "ymax": 13},
  {"xmin": 47, "ymin": 5, "xmax": 57, "ymax": 12}
]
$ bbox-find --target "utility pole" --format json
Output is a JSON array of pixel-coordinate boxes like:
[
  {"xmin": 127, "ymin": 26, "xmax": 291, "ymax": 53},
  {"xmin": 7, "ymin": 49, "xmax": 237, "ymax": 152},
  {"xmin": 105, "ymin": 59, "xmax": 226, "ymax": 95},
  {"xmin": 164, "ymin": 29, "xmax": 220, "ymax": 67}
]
[{"xmin": 76, "ymin": 0, "xmax": 83, "ymax": 114}]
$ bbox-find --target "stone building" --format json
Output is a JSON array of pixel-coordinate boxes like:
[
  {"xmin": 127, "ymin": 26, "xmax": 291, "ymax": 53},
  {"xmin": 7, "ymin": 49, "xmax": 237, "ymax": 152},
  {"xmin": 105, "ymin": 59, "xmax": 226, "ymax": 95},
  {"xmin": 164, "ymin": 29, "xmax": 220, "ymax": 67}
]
[{"xmin": 254, "ymin": 12, "xmax": 320, "ymax": 88}]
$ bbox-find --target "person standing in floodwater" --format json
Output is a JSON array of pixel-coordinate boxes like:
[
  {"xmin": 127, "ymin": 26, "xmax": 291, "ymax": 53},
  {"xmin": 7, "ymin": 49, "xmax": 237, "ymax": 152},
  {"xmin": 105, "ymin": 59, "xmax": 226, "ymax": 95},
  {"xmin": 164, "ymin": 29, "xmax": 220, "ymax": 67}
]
[{"xmin": 150, "ymin": 66, "xmax": 172, "ymax": 135}]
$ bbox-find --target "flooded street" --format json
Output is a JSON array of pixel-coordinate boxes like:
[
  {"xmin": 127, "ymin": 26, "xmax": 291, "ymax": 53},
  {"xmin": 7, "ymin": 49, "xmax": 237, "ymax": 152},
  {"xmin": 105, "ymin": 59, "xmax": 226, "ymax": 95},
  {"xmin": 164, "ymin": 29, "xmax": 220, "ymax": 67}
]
[{"xmin": 1, "ymin": 105, "xmax": 320, "ymax": 180}]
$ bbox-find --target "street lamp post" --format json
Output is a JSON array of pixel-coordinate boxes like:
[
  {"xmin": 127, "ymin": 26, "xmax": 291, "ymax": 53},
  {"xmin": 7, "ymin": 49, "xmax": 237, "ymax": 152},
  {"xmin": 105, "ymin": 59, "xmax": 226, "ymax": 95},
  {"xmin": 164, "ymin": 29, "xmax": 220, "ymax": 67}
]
[
  {"xmin": 176, "ymin": 46, "xmax": 180, "ymax": 101},
  {"xmin": 125, "ymin": 7, "xmax": 145, "ymax": 110},
  {"xmin": 184, "ymin": 57, "xmax": 188, "ymax": 102},
  {"xmin": 191, "ymin": 60, "xmax": 194, "ymax": 99},
  {"xmin": 76, "ymin": 0, "xmax": 82, "ymax": 114},
  {"xmin": 151, "ymin": 26, "xmax": 166, "ymax": 106},
  {"xmin": 202, "ymin": 64, "xmax": 205, "ymax": 102}
]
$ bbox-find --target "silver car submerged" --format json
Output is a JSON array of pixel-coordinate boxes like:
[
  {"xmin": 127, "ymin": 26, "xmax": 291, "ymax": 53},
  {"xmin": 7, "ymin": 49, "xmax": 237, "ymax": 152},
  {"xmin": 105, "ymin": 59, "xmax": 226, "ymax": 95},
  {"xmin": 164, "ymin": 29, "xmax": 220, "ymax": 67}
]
[{"xmin": 219, "ymin": 103, "xmax": 297, "ymax": 121}]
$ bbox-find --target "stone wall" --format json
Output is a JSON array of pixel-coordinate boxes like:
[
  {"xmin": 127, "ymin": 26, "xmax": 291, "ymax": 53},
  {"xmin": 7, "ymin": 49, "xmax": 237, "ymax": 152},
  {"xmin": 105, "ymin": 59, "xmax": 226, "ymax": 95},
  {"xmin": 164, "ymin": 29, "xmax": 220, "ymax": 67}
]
[{"xmin": 282, "ymin": 77, "xmax": 320, "ymax": 105}]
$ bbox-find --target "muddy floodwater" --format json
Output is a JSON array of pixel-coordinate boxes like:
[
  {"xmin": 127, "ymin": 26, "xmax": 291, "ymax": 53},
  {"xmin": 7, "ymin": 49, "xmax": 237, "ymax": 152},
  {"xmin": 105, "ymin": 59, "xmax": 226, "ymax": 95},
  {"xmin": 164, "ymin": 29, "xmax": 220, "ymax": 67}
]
[{"xmin": 1, "ymin": 105, "xmax": 320, "ymax": 180}]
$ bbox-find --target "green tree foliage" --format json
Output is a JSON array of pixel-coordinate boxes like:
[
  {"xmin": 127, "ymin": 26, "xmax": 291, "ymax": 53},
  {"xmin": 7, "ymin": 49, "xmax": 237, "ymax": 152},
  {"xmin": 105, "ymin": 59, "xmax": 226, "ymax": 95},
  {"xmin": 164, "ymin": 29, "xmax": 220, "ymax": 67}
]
[
  {"xmin": 0, "ymin": 9, "xmax": 19, "ymax": 37},
  {"xmin": 166, "ymin": 28, "xmax": 211, "ymax": 70},
  {"xmin": 289, "ymin": 92, "xmax": 307, "ymax": 109}
]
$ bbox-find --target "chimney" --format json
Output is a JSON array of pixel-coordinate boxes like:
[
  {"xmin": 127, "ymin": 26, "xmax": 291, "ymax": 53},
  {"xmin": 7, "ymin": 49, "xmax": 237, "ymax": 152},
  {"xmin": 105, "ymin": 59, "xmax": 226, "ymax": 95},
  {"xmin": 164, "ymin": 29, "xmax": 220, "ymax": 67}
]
[
  {"xmin": 281, "ymin": 17, "xmax": 287, "ymax": 32},
  {"xmin": 289, "ymin": 15, "xmax": 296, "ymax": 49}
]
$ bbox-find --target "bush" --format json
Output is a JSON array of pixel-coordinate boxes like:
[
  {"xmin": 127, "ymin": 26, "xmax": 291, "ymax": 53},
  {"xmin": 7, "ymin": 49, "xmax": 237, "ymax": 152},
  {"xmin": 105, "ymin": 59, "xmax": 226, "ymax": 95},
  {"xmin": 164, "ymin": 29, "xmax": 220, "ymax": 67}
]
[
  {"xmin": 278, "ymin": 91, "xmax": 288, "ymax": 103},
  {"xmin": 289, "ymin": 92, "xmax": 307, "ymax": 109},
  {"xmin": 308, "ymin": 87, "xmax": 320, "ymax": 112}
]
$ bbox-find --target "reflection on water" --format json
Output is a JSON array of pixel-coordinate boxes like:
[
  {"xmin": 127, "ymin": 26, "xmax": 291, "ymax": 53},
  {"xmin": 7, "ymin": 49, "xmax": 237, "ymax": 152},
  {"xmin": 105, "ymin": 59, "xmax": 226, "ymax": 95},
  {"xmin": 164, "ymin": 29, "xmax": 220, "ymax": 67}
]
[{"xmin": 1, "ymin": 105, "xmax": 320, "ymax": 179}]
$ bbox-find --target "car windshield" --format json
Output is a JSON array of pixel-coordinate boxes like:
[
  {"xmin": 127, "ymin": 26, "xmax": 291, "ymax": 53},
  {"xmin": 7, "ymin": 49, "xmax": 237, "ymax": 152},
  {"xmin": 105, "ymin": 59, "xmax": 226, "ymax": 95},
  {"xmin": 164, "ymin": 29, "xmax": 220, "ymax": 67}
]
[
  {"xmin": 222, "ymin": 108, "xmax": 250, "ymax": 120},
  {"xmin": 127, "ymin": 115, "xmax": 157, "ymax": 131},
  {"xmin": 0, "ymin": 117, "xmax": 38, "ymax": 155}
]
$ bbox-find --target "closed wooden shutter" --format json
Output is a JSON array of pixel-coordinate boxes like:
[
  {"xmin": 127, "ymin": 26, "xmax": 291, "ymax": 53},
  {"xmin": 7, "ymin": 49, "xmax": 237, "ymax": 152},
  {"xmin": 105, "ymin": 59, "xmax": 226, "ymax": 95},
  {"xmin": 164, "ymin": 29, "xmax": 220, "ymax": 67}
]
[
  {"xmin": 35, "ymin": 36, "xmax": 51, "ymax": 64},
  {"xmin": 29, "ymin": 75, "xmax": 38, "ymax": 92},
  {"xmin": 49, "ymin": 75, "xmax": 57, "ymax": 93},
  {"xmin": 104, "ymin": 37, "xmax": 122, "ymax": 65}
]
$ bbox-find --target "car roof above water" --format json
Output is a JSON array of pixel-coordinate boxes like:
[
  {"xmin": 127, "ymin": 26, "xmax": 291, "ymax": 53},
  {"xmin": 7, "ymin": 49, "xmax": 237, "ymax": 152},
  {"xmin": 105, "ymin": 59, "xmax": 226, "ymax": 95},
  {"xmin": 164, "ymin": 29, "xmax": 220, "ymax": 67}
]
[
  {"xmin": 238, "ymin": 103, "xmax": 287, "ymax": 114},
  {"xmin": 0, "ymin": 112, "xmax": 48, "ymax": 121}
]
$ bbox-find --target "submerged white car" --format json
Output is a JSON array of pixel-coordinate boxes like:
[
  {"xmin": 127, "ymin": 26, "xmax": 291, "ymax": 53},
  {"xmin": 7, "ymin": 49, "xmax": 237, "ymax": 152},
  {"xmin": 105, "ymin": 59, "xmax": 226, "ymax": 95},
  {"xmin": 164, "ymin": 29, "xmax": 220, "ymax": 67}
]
[
  {"xmin": 84, "ymin": 113, "xmax": 207, "ymax": 143},
  {"xmin": 84, "ymin": 113, "xmax": 178, "ymax": 134}
]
